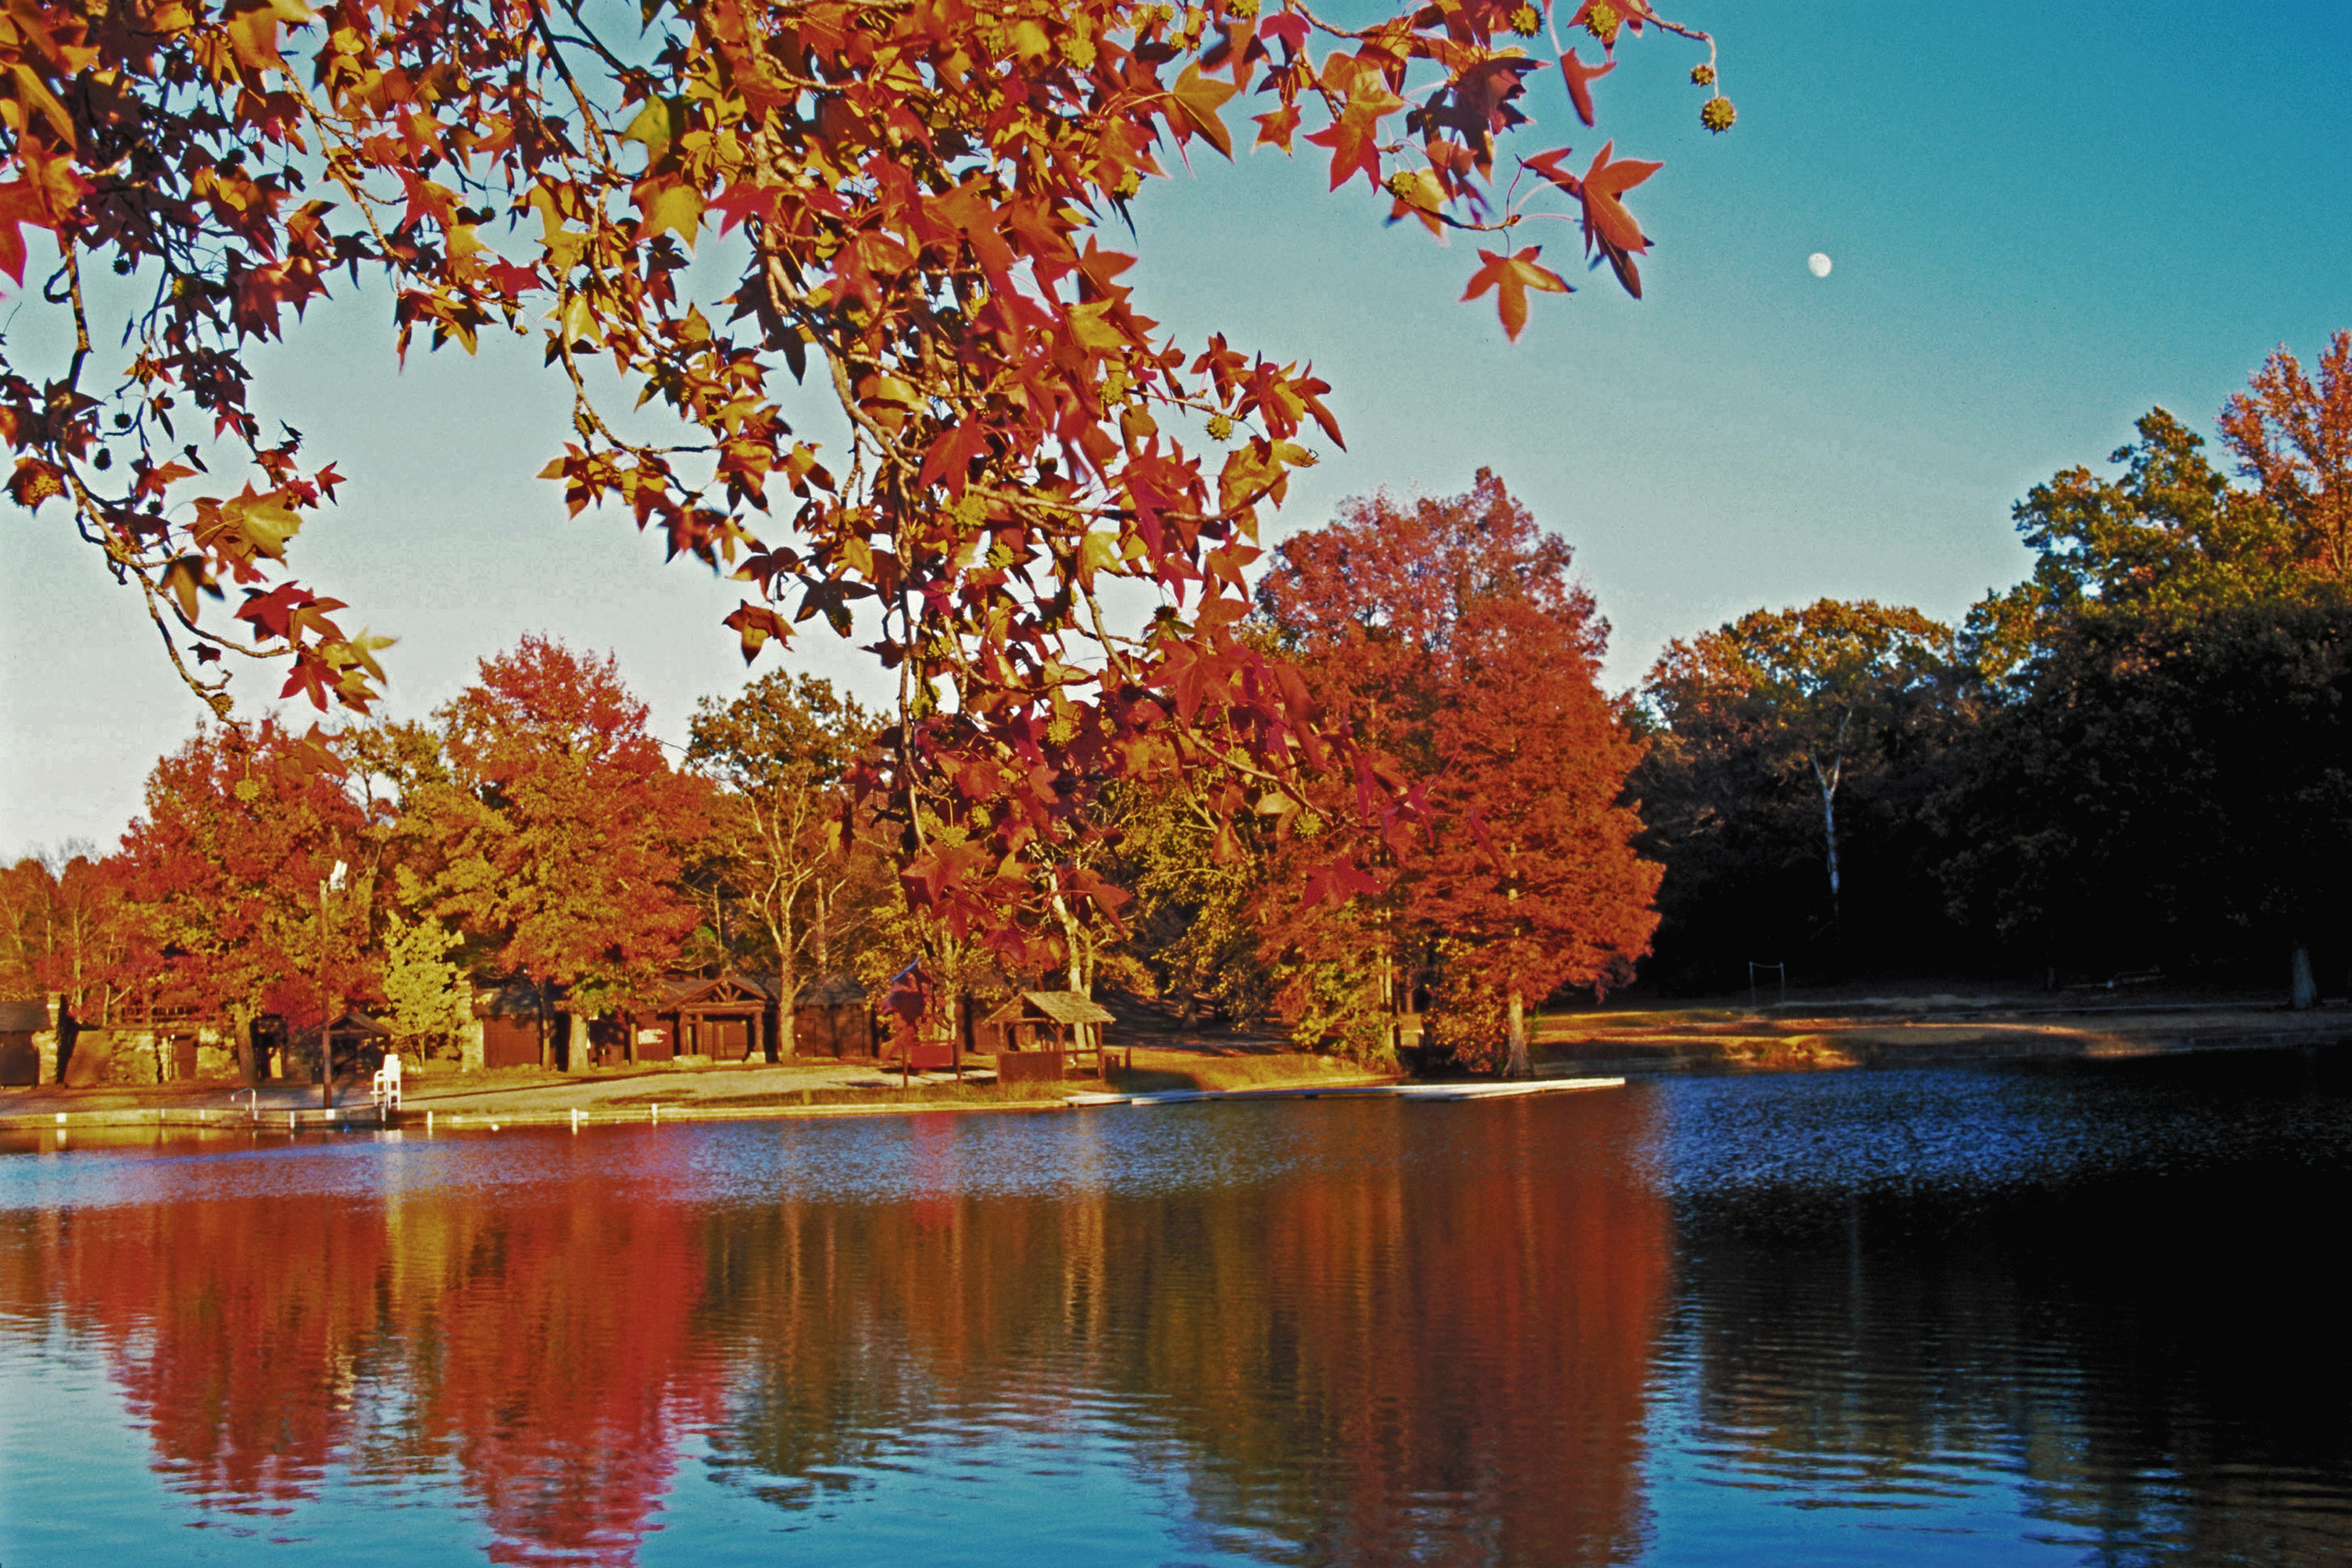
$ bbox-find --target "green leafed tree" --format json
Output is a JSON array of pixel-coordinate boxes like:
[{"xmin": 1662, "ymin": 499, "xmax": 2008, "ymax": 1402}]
[
  {"xmin": 379, "ymin": 911, "xmax": 474, "ymax": 1059},
  {"xmin": 1637, "ymin": 600, "xmax": 1959, "ymax": 984}
]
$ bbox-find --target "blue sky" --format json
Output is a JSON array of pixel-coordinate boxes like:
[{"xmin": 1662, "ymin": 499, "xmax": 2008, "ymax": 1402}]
[{"xmin": 5, "ymin": 0, "xmax": 2348, "ymax": 856}]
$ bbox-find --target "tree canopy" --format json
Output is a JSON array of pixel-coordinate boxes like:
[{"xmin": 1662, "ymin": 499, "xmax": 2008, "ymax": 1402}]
[{"xmin": 3, "ymin": 0, "xmax": 1729, "ymax": 956}]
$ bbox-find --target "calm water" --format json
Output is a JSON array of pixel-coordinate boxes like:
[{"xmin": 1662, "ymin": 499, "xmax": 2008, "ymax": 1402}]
[{"xmin": 5, "ymin": 1055, "xmax": 2351, "ymax": 1566}]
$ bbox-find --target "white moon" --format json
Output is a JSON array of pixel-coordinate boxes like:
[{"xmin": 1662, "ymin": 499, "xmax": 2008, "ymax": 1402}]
[{"xmin": 1807, "ymin": 252, "xmax": 1834, "ymax": 278}]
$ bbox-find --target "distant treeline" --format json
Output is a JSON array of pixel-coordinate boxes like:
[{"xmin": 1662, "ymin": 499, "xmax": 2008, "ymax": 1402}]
[{"xmin": 1635, "ymin": 335, "xmax": 2352, "ymax": 998}]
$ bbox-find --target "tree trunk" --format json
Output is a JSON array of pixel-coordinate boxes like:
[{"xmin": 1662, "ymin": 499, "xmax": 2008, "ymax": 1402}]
[
  {"xmin": 1818, "ymin": 774, "xmax": 1842, "ymax": 923},
  {"xmin": 230, "ymin": 1004, "xmax": 257, "ymax": 1088},
  {"xmin": 565, "ymin": 1009, "xmax": 591, "ymax": 1071},
  {"xmin": 775, "ymin": 931, "xmax": 797, "ymax": 1061},
  {"xmin": 1051, "ymin": 889, "xmax": 1086, "ymax": 994},
  {"xmin": 2291, "ymin": 938, "xmax": 2318, "ymax": 1010},
  {"xmin": 1505, "ymin": 988, "xmax": 1531, "ymax": 1079}
]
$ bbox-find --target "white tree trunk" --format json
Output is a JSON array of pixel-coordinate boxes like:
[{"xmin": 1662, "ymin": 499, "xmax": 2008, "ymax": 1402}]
[{"xmin": 1505, "ymin": 988, "xmax": 1530, "ymax": 1079}]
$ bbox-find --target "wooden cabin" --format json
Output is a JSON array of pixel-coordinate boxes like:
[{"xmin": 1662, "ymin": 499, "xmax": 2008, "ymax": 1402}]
[
  {"xmin": 979, "ymin": 990, "xmax": 1115, "ymax": 1083},
  {"xmin": 789, "ymin": 973, "xmax": 879, "ymax": 1060},
  {"xmin": 477, "ymin": 981, "xmax": 554, "ymax": 1070},
  {"xmin": 636, "ymin": 972, "xmax": 780, "ymax": 1063}
]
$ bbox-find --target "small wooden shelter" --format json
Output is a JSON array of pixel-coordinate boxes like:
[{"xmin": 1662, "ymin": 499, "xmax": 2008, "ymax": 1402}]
[
  {"xmin": 476, "ymin": 981, "xmax": 553, "ymax": 1070},
  {"xmin": 790, "ymin": 973, "xmax": 878, "ymax": 1060},
  {"xmin": 639, "ymin": 972, "xmax": 779, "ymax": 1062},
  {"xmin": 979, "ymin": 990, "xmax": 1115, "ymax": 1083}
]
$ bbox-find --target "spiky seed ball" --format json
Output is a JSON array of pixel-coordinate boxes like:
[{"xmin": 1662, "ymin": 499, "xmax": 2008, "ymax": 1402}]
[
  {"xmin": 1111, "ymin": 167, "xmax": 1141, "ymax": 199},
  {"xmin": 1690, "ymin": 63, "xmax": 1716, "ymax": 86},
  {"xmin": 1206, "ymin": 414, "xmax": 1235, "ymax": 441},
  {"xmin": 1226, "ymin": 0, "xmax": 1258, "ymax": 18},
  {"xmin": 1508, "ymin": 4, "xmax": 1541, "ymax": 37},
  {"xmin": 1582, "ymin": 3, "xmax": 1620, "ymax": 45},
  {"xmin": 1385, "ymin": 170, "xmax": 1417, "ymax": 199},
  {"xmin": 1699, "ymin": 95, "xmax": 1736, "ymax": 133}
]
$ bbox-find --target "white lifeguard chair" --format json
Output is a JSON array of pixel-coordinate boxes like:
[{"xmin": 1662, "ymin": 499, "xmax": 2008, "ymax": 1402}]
[{"xmin": 370, "ymin": 1052, "xmax": 403, "ymax": 1113}]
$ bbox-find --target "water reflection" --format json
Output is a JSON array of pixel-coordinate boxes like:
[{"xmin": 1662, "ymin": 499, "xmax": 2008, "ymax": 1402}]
[{"xmin": 5, "ymin": 1060, "xmax": 2352, "ymax": 1565}]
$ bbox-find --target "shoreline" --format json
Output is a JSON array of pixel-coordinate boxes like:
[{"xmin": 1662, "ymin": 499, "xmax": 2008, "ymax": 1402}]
[{"xmin": 9, "ymin": 1002, "xmax": 2352, "ymax": 1141}]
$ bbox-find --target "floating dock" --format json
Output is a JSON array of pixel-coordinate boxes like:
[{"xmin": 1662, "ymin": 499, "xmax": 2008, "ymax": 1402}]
[{"xmin": 1066, "ymin": 1077, "xmax": 1625, "ymax": 1107}]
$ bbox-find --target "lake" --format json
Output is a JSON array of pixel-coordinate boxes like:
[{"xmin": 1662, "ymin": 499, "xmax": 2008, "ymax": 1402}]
[{"xmin": 5, "ymin": 1054, "xmax": 2351, "ymax": 1565}]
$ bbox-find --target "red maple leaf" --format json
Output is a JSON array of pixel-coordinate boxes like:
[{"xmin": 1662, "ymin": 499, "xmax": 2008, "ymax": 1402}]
[{"xmin": 1304, "ymin": 108, "xmax": 1386, "ymax": 191}]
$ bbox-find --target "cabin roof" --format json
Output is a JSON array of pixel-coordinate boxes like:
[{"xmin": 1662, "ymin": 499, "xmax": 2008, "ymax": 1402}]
[
  {"xmin": 986, "ymin": 990, "xmax": 1115, "ymax": 1026},
  {"xmin": 661, "ymin": 971, "xmax": 779, "ymax": 1008},
  {"xmin": 794, "ymin": 972, "xmax": 867, "ymax": 1007}
]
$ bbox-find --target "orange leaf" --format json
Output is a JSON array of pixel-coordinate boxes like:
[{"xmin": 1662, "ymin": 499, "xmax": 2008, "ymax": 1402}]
[
  {"xmin": 1462, "ymin": 246, "xmax": 1569, "ymax": 341},
  {"xmin": 1578, "ymin": 140, "xmax": 1661, "ymax": 258},
  {"xmin": 1168, "ymin": 64, "xmax": 1238, "ymax": 159}
]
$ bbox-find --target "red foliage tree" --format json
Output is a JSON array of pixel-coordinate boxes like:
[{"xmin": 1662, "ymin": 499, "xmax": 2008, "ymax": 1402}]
[
  {"xmin": 1257, "ymin": 469, "xmax": 1659, "ymax": 1072},
  {"xmin": 0, "ymin": 849, "xmax": 140, "ymax": 1021},
  {"xmin": 1, "ymin": 0, "xmax": 1728, "ymax": 952},
  {"xmin": 112, "ymin": 717, "xmax": 376, "ymax": 1082},
  {"xmin": 416, "ymin": 635, "xmax": 708, "ymax": 1066}
]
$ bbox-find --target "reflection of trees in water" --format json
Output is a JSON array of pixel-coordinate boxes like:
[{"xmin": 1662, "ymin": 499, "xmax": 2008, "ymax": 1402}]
[
  {"xmin": 1667, "ymin": 1168, "xmax": 2352, "ymax": 1563},
  {"xmin": 700, "ymin": 1098, "xmax": 1673, "ymax": 1566},
  {"xmin": 4, "ymin": 1095, "xmax": 1672, "ymax": 1567},
  {"xmin": 11, "ymin": 1175, "xmax": 721, "ymax": 1566}
]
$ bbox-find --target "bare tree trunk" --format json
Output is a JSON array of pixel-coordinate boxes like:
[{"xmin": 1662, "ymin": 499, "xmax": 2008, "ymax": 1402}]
[
  {"xmin": 1505, "ymin": 988, "xmax": 1531, "ymax": 1079},
  {"xmin": 1811, "ymin": 725, "xmax": 1849, "ymax": 926},
  {"xmin": 1051, "ymin": 889, "xmax": 1085, "ymax": 994},
  {"xmin": 565, "ymin": 1009, "xmax": 591, "ymax": 1071},
  {"xmin": 774, "ymin": 922, "xmax": 797, "ymax": 1060},
  {"xmin": 2291, "ymin": 938, "xmax": 2318, "ymax": 1009}
]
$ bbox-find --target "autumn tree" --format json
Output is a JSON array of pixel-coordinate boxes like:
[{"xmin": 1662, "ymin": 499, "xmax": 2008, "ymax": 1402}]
[
  {"xmin": 412, "ymin": 635, "xmax": 706, "ymax": 1067},
  {"xmin": 112, "ymin": 719, "xmax": 375, "ymax": 1083},
  {"xmin": 685, "ymin": 670, "xmax": 889, "ymax": 1053},
  {"xmin": 2218, "ymin": 331, "xmax": 2352, "ymax": 583},
  {"xmin": 1256, "ymin": 470, "xmax": 1658, "ymax": 1073},
  {"xmin": 0, "ymin": 845, "xmax": 140, "ymax": 1022},
  {"xmin": 3, "ymin": 0, "xmax": 1730, "ymax": 958}
]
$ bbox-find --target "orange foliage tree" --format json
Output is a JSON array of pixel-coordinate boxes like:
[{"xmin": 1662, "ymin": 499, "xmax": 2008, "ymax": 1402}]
[
  {"xmin": 1256, "ymin": 469, "xmax": 1658, "ymax": 1071},
  {"xmin": 410, "ymin": 634, "xmax": 708, "ymax": 1066},
  {"xmin": 2, "ymin": 0, "xmax": 1727, "ymax": 955},
  {"xmin": 112, "ymin": 717, "xmax": 376, "ymax": 1080},
  {"xmin": 2217, "ymin": 331, "xmax": 2352, "ymax": 582}
]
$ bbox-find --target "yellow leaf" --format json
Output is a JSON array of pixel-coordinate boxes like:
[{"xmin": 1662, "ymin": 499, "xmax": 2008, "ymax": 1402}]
[
  {"xmin": 637, "ymin": 180, "xmax": 704, "ymax": 248},
  {"xmin": 223, "ymin": 491, "xmax": 302, "ymax": 559},
  {"xmin": 1076, "ymin": 529, "xmax": 1120, "ymax": 589}
]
